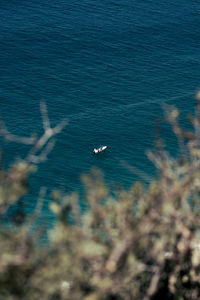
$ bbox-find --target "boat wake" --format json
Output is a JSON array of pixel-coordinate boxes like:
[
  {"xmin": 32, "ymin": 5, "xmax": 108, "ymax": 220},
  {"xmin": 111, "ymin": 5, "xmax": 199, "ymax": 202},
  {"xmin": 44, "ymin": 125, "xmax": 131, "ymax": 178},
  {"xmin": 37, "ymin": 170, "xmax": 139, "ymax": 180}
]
[{"xmin": 66, "ymin": 91, "xmax": 194, "ymax": 123}]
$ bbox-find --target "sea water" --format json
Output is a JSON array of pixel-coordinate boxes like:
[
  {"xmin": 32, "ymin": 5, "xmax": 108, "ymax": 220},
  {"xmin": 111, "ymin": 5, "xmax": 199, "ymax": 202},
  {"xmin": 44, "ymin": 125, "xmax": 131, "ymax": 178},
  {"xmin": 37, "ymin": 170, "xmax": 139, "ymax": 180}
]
[{"xmin": 0, "ymin": 0, "xmax": 200, "ymax": 223}]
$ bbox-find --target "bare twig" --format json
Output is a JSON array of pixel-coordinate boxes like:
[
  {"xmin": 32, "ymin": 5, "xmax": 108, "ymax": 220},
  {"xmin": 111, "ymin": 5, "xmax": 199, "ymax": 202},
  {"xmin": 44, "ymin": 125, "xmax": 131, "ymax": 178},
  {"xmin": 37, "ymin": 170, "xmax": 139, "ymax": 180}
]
[
  {"xmin": 40, "ymin": 102, "xmax": 50, "ymax": 131},
  {"xmin": 28, "ymin": 139, "xmax": 56, "ymax": 164},
  {"xmin": 143, "ymin": 265, "xmax": 163, "ymax": 300},
  {"xmin": 27, "ymin": 186, "xmax": 46, "ymax": 226},
  {"xmin": 194, "ymin": 92, "xmax": 200, "ymax": 146},
  {"xmin": 121, "ymin": 160, "xmax": 152, "ymax": 182},
  {"xmin": 105, "ymin": 232, "xmax": 135, "ymax": 273},
  {"xmin": 70, "ymin": 192, "xmax": 82, "ymax": 227},
  {"xmin": 163, "ymin": 104, "xmax": 187, "ymax": 158},
  {"xmin": 0, "ymin": 149, "xmax": 2, "ymax": 170},
  {"xmin": 0, "ymin": 118, "xmax": 37, "ymax": 145},
  {"xmin": 26, "ymin": 102, "xmax": 68, "ymax": 163},
  {"xmin": 0, "ymin": 102, "xmax": 67, "ymax": 164}
]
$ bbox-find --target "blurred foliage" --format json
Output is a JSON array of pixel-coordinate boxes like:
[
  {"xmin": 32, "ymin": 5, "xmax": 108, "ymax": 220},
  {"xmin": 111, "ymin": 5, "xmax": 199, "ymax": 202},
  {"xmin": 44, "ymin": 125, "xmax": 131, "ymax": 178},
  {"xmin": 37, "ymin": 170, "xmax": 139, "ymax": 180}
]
[{"xmin": 1, "ymin": 98, "xmax": 200, "ymax": 300}]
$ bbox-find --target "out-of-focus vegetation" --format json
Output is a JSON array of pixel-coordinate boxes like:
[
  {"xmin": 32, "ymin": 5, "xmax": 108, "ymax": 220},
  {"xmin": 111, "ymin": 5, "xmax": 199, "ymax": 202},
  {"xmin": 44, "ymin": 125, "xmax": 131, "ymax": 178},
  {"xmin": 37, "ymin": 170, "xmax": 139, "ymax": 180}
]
[{"xmin": 0, "ymin": 98, "xmax": 200, "ymax": 300}]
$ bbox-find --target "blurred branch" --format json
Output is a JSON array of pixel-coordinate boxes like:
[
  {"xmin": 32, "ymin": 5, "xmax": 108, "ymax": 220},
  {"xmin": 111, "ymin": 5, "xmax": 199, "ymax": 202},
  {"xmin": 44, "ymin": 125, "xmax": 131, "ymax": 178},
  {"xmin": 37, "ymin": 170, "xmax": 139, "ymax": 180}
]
[
  {"xmin": 28, "ymin": 139, "xmax": 56, "ymax": 164},
  {"xmin": 0, "ymin": 149, "xmax": 2, "ymax": 170},
  {"xmin": 121, "ymin": 160, "xmax": 152, "ymax": 182},
  {"xmin": 26, "ymin": 102, "xmax": 68, "ymax": 163},
  {"xmin": 163, "ymin": 104, "xmax": 187, "ymax": 157},
  {"xmin": 40, "ymin": 102, "xmax": 51, "ymax": 131},
  {"xmin": 28, "ymin": 186, "xmax": 46, "ymax": 226},
  {"xmin": 106, "ymin": 232, "xmax": 135, "ymax": 273},
  {"xmin": 0, "ymin": 102, "xmax": 67, "ymax": 164},
  {"xmin": 144, "ymin": 264, "xmax": 163, "ymax": 300},
  {"xmin": 0, "ymin": 117, "xmax": 37, "ymax": 145}
]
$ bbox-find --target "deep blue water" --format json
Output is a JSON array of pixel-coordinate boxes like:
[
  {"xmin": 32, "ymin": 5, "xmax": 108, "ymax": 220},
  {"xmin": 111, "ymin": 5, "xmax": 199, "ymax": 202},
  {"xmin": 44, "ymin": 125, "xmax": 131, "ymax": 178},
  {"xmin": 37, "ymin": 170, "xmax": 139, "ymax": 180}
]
[{"xmin": 0, "ymin": 0, "xmax": 200, "ymax": 223}]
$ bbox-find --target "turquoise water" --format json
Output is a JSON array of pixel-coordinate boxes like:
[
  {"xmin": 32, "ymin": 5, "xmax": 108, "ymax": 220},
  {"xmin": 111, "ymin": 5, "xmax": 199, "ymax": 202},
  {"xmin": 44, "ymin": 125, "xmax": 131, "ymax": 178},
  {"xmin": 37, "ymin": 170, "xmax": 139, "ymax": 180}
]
[{"xmin": 0, "ymin": 0, "xmax": 200, "ymax": 221}]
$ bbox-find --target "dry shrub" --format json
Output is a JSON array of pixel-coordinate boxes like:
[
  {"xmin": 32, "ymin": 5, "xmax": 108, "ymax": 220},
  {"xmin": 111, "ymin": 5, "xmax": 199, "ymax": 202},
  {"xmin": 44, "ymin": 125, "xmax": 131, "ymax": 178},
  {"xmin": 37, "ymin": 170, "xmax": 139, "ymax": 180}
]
[{"xmin": 0, "ymin": 99, "xmax": 200, "ymax": 300}]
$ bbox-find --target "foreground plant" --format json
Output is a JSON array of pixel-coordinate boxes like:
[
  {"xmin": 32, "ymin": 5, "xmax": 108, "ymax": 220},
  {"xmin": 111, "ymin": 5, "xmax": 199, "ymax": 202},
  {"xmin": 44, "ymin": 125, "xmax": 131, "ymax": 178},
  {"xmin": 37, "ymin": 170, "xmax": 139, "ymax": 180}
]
[{"xmin": 0, "ymin": 97, "xmax": 200, "ymax": 300}]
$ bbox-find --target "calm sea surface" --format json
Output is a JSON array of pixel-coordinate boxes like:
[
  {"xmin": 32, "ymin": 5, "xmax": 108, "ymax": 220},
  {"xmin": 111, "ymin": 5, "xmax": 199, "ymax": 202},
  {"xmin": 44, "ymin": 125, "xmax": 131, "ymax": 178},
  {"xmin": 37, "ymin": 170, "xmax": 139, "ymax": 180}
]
[{"xmin": 0, "ymin": 0, "xmax": 200, "ymax": 222}]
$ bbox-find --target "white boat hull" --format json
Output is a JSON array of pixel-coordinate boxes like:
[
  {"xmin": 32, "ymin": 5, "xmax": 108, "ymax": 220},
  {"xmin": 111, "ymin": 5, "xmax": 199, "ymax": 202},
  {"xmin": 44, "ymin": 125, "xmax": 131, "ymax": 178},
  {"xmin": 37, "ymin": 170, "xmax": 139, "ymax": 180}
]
[{"xmin": 93, "ymin": 146, "xmax": 107, "ymax": 154}]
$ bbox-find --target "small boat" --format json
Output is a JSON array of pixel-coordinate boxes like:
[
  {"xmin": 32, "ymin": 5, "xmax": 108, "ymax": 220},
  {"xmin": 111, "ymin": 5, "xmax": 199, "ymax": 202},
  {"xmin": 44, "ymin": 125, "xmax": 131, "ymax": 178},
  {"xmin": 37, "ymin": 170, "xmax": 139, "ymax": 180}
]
[{"xmin": 93, "ymin": 146, "xmax": 107, "ymax": 154}]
